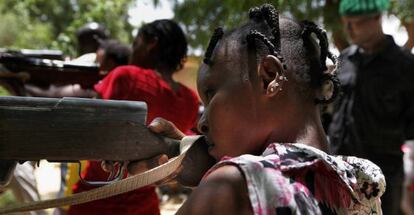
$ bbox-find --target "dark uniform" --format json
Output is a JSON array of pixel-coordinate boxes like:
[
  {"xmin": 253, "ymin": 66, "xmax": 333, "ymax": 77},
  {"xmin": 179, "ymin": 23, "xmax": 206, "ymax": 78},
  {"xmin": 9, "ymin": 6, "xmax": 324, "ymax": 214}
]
[{"xmin": 329, "ymin": 35, "xmax": 414, "ymax": 215}]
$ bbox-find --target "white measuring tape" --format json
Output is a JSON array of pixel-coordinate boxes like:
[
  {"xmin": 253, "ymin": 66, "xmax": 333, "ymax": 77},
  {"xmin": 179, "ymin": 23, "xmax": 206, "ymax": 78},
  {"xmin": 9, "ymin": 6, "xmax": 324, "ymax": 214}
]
[{"xmin": 0, "ymin": 136, "xmax": 200, "ymax": 214}]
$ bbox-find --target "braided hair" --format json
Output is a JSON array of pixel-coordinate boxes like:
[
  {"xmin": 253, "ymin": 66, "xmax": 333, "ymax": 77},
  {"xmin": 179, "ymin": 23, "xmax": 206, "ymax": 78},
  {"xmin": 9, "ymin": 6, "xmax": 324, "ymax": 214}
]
[
  {"xmin": 203, "ymin": 27, "xmax": 224, "ymax": 65},
  {"xmin": 203, "ymin": 4, "xmax": 340, "ymax": 104},
  {"xmin": 299, "ymin": 20, "xmax": 340, "ymax": 104},
  {"xmin": 139, "ymin": 19, "xmax": 188, "ymax": 73}
]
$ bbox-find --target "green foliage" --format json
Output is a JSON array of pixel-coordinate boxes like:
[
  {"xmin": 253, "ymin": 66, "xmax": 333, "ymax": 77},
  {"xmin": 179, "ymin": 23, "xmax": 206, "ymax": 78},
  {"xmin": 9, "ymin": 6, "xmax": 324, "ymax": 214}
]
[
  {"xmin": 0, "ymin": 84, "xmax": 12, "ymax": 96},
  {"xmin": 169, "ymin": 0, "xmax": 413, "ymax": 51},
  {"xmin": 0, "ymin": 0, "xmax": 412, "ymax": 55},
  {"xmin": 0, "ymin": 4, "xmax": 54, "ymax": 49},
  {"xmin": 169, "ymin": 0, "xmax": 343, "ymax": 50},
  {"xmin": 171, "ymin": 0, "xmax": 267, "ymax": 50},
  {"xmin": 0, "ymin": 190, "xmax": 17, "ymax": 208},
  {"xmin": 392, "ymin": 0, "xmax": 414, "ymax": 22},
  {"xmin": 0, "ymin": 0, "xmax": 135, "ymax": 57}
]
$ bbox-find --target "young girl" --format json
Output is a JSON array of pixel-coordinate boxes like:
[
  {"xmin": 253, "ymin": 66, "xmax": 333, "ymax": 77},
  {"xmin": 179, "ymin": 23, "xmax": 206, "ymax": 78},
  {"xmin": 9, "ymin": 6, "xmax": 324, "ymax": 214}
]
[{"xmin": 134, "ymin": 4, "xmax": 385, "ymax": 215}]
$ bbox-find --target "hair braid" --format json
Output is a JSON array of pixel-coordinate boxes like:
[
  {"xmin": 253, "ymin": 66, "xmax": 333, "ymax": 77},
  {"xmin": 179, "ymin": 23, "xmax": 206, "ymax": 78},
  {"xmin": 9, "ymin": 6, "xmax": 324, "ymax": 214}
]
[
  {"xmin": 327, "ymin": 51, "xmax": 337, "ymax": 65},
  {"xmin": 202, "ymin": 4, "xmax": 342, "ymax": 105},
  {"xmin": 314, "ymin": 73, "xmax": 341, "ymax": 104},
  {"xmin": 247, "ymin": 4, "xmax": 286, "ymax": 70},
  {"xmin": 259, "ymin": 4, "xmax": 281, "ymax": 53},
  {"xmin": 301, "ymin": 21, "xmax": 330, "ymax": 71},
  {"xmin": 301, "ymin": 21, "xmax": 340, "ymax": 104},
  {"xmin": 203, "ymin": 27, "xmax": 224, "ymax": 65},
  {"xmin": 246, "ymin": 30, "xmax": 278, "ymax": 57}
]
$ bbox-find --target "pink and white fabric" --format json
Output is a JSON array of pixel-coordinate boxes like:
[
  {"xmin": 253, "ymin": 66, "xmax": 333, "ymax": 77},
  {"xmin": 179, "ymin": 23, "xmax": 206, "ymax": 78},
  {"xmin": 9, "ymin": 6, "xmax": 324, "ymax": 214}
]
[{"xmin": 205, "ymin": 143, "xmax": 385, "ymax": 215}]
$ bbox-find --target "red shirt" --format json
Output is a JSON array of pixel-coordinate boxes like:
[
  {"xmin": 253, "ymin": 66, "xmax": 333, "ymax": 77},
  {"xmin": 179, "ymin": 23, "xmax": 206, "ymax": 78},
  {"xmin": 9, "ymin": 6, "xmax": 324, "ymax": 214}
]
[
  {"xmin": 68, "ymin": 65, "xmax": 199, "ymax": 215},
  {"xmin": 95, "ymin": 65, "xmax": 198, "ymax": 131}
]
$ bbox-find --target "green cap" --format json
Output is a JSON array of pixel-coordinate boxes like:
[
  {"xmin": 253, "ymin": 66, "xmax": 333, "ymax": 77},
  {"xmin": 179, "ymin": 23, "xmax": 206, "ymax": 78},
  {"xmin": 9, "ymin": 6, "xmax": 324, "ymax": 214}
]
[{"xmin": 339, "ymin": 0, "xmax": 390, "ymax": 16}]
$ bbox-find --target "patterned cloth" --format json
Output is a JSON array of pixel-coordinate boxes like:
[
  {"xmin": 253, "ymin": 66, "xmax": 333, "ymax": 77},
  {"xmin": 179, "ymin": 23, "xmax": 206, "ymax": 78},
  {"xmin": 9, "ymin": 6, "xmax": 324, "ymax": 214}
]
[{"xmin": 206, "ymin": 143, "xmax": 385, "ymax": 215}]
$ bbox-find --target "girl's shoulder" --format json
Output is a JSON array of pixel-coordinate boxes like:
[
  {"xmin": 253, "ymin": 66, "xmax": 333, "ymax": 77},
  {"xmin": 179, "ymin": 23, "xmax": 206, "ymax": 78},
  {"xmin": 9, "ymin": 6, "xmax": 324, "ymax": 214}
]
[
  {"xmin": 177, "ymin": 165, "xmax": 252, "ymax": 215},
  {"xmin": 205, "ymin": 143, "xmax": 385, "ymax": 214}
]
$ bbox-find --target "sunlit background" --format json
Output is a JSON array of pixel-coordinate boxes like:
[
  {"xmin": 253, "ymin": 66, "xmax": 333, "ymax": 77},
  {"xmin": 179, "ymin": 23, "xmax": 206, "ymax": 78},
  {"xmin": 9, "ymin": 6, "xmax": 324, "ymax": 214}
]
[{"xmin": 130, "ymin": 0, "xmax": 411, "ymax": 56}]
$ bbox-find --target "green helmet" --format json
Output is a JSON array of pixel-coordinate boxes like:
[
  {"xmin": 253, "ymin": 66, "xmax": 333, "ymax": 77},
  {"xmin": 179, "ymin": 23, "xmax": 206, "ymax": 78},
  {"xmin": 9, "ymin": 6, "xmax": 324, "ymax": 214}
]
[{"xmin": 339, "ymin": 0, "xmax": 390, "ymax": 16}]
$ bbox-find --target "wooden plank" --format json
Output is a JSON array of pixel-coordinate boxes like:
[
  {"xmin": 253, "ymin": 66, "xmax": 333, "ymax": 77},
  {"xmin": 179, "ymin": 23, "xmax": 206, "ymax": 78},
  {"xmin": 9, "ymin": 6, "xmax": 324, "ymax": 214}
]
[{"xmin": 0, "ymin": 96, "xmax": 178, "ymax": 161}]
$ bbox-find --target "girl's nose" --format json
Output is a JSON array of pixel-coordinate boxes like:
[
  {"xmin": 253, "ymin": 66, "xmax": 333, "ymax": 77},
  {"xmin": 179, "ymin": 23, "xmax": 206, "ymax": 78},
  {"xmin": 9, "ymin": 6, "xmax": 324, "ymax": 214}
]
[{"xmin": 197, "ymin": 109, "xmax": 209, "ymax": 134}]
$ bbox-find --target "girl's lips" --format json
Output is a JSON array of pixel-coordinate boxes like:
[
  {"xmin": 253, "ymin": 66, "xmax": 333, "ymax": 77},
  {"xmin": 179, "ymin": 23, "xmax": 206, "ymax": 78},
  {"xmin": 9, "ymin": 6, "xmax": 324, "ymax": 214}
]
[{"xmin": 206, "ymin": 141, "xmax": 215, "ymax": 150}]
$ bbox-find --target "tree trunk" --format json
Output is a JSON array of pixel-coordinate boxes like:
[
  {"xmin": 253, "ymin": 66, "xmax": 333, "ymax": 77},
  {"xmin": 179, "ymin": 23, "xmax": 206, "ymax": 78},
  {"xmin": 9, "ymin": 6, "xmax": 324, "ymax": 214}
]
[
  {"xmin": 323, "ymin": 0, "xmax": 350, "ymax": 52},
  {"xmin": 332, "ymin": 30, "xmax": 350, "ymax": 51},
  {"xmin": 403, "ymin": 21, "xmax": 414, "ymax": 50}
]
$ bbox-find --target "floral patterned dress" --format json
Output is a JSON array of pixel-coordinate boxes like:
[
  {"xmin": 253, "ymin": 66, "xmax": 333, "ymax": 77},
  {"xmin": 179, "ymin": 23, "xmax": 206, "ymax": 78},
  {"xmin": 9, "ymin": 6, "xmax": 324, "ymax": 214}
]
[{"xmin": 205, "ymin": 143, "xmax": 385, "ymax": 215}]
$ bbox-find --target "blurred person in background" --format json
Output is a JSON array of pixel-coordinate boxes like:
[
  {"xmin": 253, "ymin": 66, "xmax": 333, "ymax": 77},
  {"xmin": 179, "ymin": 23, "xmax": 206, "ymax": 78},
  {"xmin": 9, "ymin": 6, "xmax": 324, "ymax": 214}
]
[
  {"xmin": 24, "ymin": 38, "xmax": 131, "ymax": 215},
  {"xmin": 2, "ymin": 162, "xmax": 46, "ymax": 215},
  {"xmin": 1, "ymin": 22, "xmax": 111, "ymax": 215},
  {"xmin": 25, "ymin": 39, "xmax": 131, "ymax": 98},
  {"xmin": 25, "ymin": 22, "xmax": 112, "ymax": 98},
  {"xmin": 53, "ymin": 39, "xmax": 132, "ymax": 215},
  {"xmin": 71, "ymin": 22, "xmax": 110, "ymax": 64},
  {"xmin": 67, "ymin": 19, "xmax": 199, "ymax": 215},
  {"xmin": 95, "ymin": 39, "xmax": 131, "ymax": 74},
  {"xmin": 328, "ymin": 0, "xmax": 414, "ymax": 214}
]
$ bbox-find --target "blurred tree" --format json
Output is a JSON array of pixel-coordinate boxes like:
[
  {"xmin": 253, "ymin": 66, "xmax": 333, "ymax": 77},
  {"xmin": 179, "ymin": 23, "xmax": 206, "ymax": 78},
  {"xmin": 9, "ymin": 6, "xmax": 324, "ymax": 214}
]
[
  {"xmin": 392, "ymin": 0, "xmax": 414, "ymax": 49},
  {"xmin": 0, "ymin": 0, "xmax": 412, "ymax": 57},
  {"xmin": 0, "ymin": 0, "xmax": 135, "ymax": 57},
  {"xmin": 167, "ymin": 0, "xmax": 413, "ymax": 52},
  {"xmin": 166, "ymin": 0, "xmax": 348, "ymax": 51}
]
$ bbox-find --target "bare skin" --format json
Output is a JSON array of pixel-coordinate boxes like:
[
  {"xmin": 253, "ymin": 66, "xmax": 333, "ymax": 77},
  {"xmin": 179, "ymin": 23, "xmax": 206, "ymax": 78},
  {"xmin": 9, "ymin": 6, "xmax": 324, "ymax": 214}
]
[{"xmin": 176, "ymin": 165, "xmax": 252, "ymax": 215}]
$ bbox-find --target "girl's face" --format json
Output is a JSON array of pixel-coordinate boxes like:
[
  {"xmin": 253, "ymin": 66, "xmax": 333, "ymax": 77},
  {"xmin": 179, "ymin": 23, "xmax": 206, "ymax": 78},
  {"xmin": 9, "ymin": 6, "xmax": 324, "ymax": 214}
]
[
  {"xmin": 197, "ymin": 39, "xmax": 271, "ymax": 160},
  {"xmin": 130, "ymin": 34, "xmax": 157, "ymax": 68}
]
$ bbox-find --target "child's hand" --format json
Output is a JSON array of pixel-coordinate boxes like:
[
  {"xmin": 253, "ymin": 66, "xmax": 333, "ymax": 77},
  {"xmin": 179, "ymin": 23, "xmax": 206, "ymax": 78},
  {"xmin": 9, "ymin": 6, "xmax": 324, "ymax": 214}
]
[
  {"xmin": 100, "ymin": 117, "xmax": 183, "ymax": 173},
  {"xmin": 125, "ymin": 118, "xmax": 184, "ymax": 184},
  {"xmin": 102, "ymin": 117, "xmax": 216, "ymax": 187},
  {"xmin": 147, "ymin": 117, "xmax": 185, "ymax": 140}
]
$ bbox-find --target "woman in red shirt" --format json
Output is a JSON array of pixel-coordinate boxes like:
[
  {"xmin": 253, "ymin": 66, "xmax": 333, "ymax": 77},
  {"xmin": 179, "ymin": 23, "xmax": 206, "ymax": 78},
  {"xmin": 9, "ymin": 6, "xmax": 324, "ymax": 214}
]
[{"xmin": 68, "ymin": 19, "xmax": 199, "ymax": 215}]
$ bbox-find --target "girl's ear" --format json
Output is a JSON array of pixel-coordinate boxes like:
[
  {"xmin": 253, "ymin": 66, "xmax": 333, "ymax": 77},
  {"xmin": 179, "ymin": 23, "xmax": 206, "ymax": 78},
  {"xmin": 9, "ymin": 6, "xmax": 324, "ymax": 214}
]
[{"xmin": 258, "ymin": 55, "xmax": 287, "ymax": 97}]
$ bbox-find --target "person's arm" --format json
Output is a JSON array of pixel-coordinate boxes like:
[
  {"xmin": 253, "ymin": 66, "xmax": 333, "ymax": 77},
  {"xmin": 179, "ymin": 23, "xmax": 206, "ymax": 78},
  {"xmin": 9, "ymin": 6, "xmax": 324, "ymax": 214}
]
[
  {"xmin": 25, "ymin": 84, "xmax": 97, "ymax": 98},
  {"xmin": 402, "ymin": 141, "xmax": 414, "ymax": 215},
  {"xmin": 176, "ymin": 165, "xmax": 253, "ymax": 215}
]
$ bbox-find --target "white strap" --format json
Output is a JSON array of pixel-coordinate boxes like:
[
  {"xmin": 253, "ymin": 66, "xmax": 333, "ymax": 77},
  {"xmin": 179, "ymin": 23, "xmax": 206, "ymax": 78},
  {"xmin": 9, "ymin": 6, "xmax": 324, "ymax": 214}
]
[{"xmin": 0, "ymin": 135, "xmax": 201, "ymax": 214}]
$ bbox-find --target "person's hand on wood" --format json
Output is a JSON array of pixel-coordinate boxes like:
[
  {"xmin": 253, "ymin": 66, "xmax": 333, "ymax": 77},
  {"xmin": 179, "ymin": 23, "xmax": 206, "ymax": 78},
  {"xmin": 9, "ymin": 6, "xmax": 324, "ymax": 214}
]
[{"xmin": 101, "ymin": 117, "xmax": 185, "ymax": 184}]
